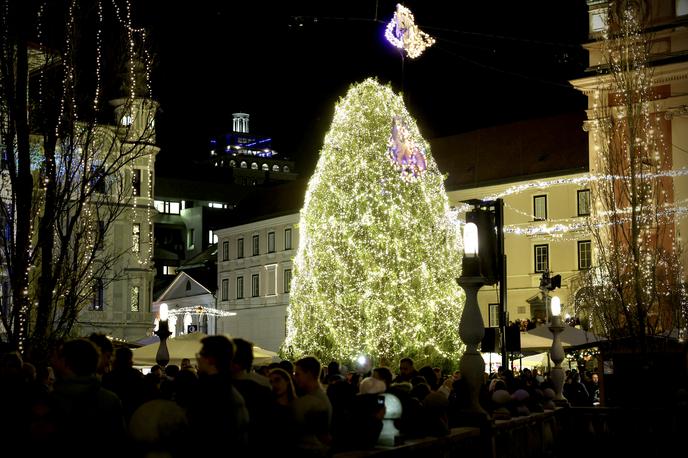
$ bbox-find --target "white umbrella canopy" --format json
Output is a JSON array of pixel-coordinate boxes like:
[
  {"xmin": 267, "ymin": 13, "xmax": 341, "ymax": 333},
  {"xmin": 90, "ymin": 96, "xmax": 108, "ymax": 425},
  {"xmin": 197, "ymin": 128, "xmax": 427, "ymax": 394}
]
[
  {"xmin": 131, "ymin": 332, "xmax": 278, "ymax": 368},
  {"xmin": 526, "ymin": 324, "xmax": 605, "ymax": 348}
]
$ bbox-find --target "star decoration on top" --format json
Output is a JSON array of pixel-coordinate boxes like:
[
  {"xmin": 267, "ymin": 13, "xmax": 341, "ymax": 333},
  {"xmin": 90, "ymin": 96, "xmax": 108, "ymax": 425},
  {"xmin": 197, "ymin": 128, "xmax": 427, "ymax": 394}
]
[
  {"xmin": 385, "ymin": 4, "xmax": 436, "ymax": 59},
  {"xmin": 387, "ymin": 116, "xmax": 427, "ymax": 181}
]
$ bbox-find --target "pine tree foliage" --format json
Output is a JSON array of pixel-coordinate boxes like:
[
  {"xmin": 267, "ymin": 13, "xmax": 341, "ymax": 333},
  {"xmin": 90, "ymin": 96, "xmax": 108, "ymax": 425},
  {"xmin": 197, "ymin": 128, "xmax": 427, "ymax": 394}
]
[{"xmin": 283, "ymin": 79, "xmax": 465, "ymax": 368}]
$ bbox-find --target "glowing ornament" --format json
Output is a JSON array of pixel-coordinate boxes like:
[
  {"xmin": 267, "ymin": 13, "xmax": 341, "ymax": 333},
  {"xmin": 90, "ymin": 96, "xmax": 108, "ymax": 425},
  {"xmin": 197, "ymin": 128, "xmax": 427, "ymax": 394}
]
[
  {"xmin": 388, "ymin": 116, "xmax": 427, "ymax": 181},
  {"xmin": 385, "ymin": 4, "xmax": 435, "ymax": 59}
]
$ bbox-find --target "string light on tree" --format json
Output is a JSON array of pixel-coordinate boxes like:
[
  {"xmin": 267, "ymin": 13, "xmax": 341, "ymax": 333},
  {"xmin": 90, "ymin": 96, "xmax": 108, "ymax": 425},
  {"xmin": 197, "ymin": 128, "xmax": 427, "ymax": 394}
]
[{"xmin": 283, "ymin": 79, "xmax": 464, "ymax": 368}]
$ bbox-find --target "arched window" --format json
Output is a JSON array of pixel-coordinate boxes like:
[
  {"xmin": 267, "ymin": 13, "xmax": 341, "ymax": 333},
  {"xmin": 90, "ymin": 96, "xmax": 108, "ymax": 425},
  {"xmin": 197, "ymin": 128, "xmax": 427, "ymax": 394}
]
[
  {"xmin": 283, "ymin": 165, "xmax": 290, "ymax": 173},
  {"xmin": 229, "ymin": 160, "xmax": 236, "ymax": 167},
  {"xmin": 240, "ymin": 161, "xmax": 247, "ymax": 168},
  {"xmin": 272, "ymin": 164, "xmax": 280, "ymax": 172},
  {"xmin": 262, "ymin": 163, "xmax": 269, "ymax": 171},
  {"xmin": 186, "ymin": 280, "xmax": 192, "ymax": 291},
  {"xmin": 251, "ymin": 162, "xmax": 258, "ymax": 170}
]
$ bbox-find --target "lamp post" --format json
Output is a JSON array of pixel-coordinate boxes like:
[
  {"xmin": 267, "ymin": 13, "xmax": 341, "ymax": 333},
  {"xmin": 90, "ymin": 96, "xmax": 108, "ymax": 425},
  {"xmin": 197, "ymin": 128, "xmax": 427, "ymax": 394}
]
[
  {"xmin": 548, "ymin": 296, "xmax": 568, "ymax": 406},
  {"xmin": 457, "ymin": 222, "xmax": 488, "ymax": 416},
  {"xmin": 155, "ymin": 302, "xmax": 172, "ymax": 367}
]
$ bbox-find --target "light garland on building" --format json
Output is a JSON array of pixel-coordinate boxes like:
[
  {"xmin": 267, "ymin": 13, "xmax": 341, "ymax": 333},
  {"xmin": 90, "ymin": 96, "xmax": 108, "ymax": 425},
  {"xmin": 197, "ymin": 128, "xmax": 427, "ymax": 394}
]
[{"xmin": 385, "ymin": 4, "xmax": 435, "ymax": 59}]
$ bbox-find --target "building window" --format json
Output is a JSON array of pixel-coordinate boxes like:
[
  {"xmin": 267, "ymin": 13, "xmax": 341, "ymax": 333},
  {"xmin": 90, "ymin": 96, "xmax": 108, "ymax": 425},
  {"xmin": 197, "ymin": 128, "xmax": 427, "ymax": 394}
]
[
  {"xmin": 679, "ymin": 0, "xmax": 688, "ymax": 16},
  {"xmin": 154, "ymin": 200, "xmax": 181, "ymax": 215},
  {"xmin": 284, "ymin": 228, "xmax": 292, "ymax": 250},
  {"xmin": 283, "ymin": 165, "xmax": 290, "ymax": 173},
  {"xmin": 252, "ymin": 235, "xmax": 259, "ymax": 256},
  {"xmin": 262, "ymin": 163, "xmax": 269, "ymax": 171},
  {"xmin": 284, "ymin": 269, "xmax": 292, "ymax": 293},
  {"xmin": 488, "ymin": 303, "xmax": 499, "ymax": 328},
  {"xmin": 91, "ymin": 164, "xmax": 106, "ymax": 194},
  {"xmin": 240, "ymin": 161, "xmax": 247, "ymax": 168},
  {"xmin": 187, "ymin": 229, "xmax": 195, "ymax": 250},
  {"xmin": 221, "ymin": 278, "xmax": 229, "ymax": 301},
  {"xmin": 577, "ymin": 189, "xmax": 591, "ymax": 216},
  {"xmin": 252, "ymin": 274, "xmax": 259, "ymax": 297},
  {"xmin": 208, "ymin": 230, "xmax": 218, "ymax": 245},
  {"xmin": 272, "ymin": 164, "xmax": 280, "ymax": 172},
  {"xmin": 266, "ymin": 265, "xmax": 276, "ymax": 296},
  {"xmin": 92, "ymin": 279, "xmax": 104, "ymax": 311},
  {"xmin": 268, "ymin": 232, "xmax": 275, "ymax": 253},
  {"xmin": 132, "ymin": 169, "xmax": 141, "ymax": 196},
  {"xmin": 208, "ymin": 202, "xmax": 227, "ymax": 209},
  {"xmin": 162, "ymin": 265, "xmax": 176, "ymax": 276},
  {"xmin": 96, "ymin": 221, "xmax": 105, "ymax": 251},
  {"xmin": 578, "ymin": 240, "xmax": 592, "ymax": 270},
  {"xmin": 186, "ymin": 280, "xmax": 191, "ymax": 291},
  {"xmin": 132, "ymin": 223, "xmax": 141, "ymax": 253},
  {"xmin": 251, "ymin": 162, "xmax": 258, "ymax": 170},
  {"xmin": 534, "ymin": 244, "xmax": 549, "ymax": 273},
  {"xmin": 237, "ymin": 238, "xmax": 244, "ymax": 258},
  {"xmin": 130, "ymin": 286, "xmax": 140, "ymax": 312},
  {"xmin": 222, "ymin": 241, "xmax": 229, "ymax": 261},
  {"xmin": 236, "ymin": 276, "xmax": 244, "ymax": 299},
  {"xmin": 533, "ymin": 195, "xmax": 547, "ymax": 221}
]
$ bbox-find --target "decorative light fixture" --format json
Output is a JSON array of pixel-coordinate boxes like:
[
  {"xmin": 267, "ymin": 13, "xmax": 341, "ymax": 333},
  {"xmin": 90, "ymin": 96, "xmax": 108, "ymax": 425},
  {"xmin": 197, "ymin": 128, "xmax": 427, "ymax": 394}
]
[
  {"xmin": 385, "ymin": 4, "xmax": 435, "ymax": 59},
  {"xmin": 155, "ymin": 303, "xmax": 172, "ymax": 367},
  {"xmin": 457, "ymin": 220, "xmax": 488, "ymax": 416},
  {"xmin": 548, "ymin": 295, "xmax": 568, "ymax": 406}
]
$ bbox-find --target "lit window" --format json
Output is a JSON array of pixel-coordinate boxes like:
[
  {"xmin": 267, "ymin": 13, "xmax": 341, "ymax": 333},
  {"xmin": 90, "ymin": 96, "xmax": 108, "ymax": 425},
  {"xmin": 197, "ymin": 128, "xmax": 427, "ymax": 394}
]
[
  {"xmin": 679, "ymin": 0, "xmax": 688, "ymax": 17},
  {"xmin": 262, "ymin": 163, "xmax": 269, "ymax": 171},
  {"xmin": 208, "ymin": 230, "xmax": 218, "ymax": 244},
  {"xmin": 229, "ymin": 160, "xmax": 236, "ymax": 167},
  {"xmin": 284, "ymin": 228, "xmax": 292, "ymax": 250},
  {"xmin": 240, "ymin": 161, "xmax": 247, "ymax": 168},
  {"xmin": 162, "ymin": 266, "xmax": 176, "ymax": 276},
  {"xmin": 578, "ymin": 240, "xmax": 592, "ymax": 270},
  {"xmin": 221, "ymin": 278, "xmax": 229, "ymax": 301},
  {"xmin": 154, "ymin": 200, "xmax": 181, "ymax": 215},
  {"xmin": 252, "ymin": 235, "xmax": 259, "ymax": 256},
  {"xmin": 187, "ymin": 228, "xmax": 195, "ymax": 250},
  {"xmin": 534, "ymin": 244, "xmax": 549, "ymax": 273},
  {"xmin": 130, "ymin": 286, "xmax": 140, "ymax": 312},
  {"xmin": 577, "ymin": 189, "xmax": 591, "ymax": 216},
  {"xmin": 121, "ymin": 114, "xmax": 132, "ymax": 126},
  {"xmin": 284, "ymin": 269, "xmax": 292, "ymax": 293},
  {"xmin": 252, "ymin": 274, "xmax": 260, "ymax": 297},
  {"xmin": 268, "ymin": 232, "xmax": 275, "ymax": 253},
  {"xmin": 236, "ymin": 276, "xmax": 244, "ymax": 299},
  {"xmin": 283, "ymin": 165, "xmax": 290, "ymax": 173},
  {"xmin": 132, "ymin": 223, "xmax": 141, "ymax": 253},
  {"xmin": 590, "ymin": 11, "xmax": 607, "ymax": 32},
  {"xmin": 533, "ymin": 195, "xmax": 547, "ymax": 221},
  {"xmin": 251, "ymin": 162, "xmax": 258, "ymax": 170},
  {"xmin": 272, "ymin": 164, "xmax": 280, "ymax": 172}
]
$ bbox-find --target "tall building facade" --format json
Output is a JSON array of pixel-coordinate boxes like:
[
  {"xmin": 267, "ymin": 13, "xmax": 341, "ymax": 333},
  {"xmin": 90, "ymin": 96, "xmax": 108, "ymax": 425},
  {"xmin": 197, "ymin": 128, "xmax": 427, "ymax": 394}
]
[{"xmin": 75, "ymin": 97, "xmax": 159, "ymax": 342}]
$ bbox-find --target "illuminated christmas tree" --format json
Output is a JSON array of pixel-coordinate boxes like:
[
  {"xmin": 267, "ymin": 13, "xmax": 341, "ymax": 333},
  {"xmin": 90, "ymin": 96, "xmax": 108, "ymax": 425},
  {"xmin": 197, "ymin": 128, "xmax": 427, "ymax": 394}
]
[{"xmin": 283, "ymin": 79, "xmax": 465, "ymax": 368}]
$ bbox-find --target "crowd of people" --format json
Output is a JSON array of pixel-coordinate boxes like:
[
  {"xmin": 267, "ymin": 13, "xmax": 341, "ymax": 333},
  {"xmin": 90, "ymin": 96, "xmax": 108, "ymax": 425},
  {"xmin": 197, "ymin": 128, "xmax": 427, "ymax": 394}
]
[{"xmin": 0, "ymin": 333, "xmax": 602, "ymax": 457}]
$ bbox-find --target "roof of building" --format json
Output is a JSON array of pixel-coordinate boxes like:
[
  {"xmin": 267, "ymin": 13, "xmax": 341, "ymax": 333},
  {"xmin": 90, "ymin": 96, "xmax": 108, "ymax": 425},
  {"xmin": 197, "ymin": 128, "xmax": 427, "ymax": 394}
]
[
  {"xmin": 178, "ymin": 243, "xmax": 218, "ymax": 271},
  {"xmin": 429, "ymin": 112, "xmax": 588, "ymax": 191}
]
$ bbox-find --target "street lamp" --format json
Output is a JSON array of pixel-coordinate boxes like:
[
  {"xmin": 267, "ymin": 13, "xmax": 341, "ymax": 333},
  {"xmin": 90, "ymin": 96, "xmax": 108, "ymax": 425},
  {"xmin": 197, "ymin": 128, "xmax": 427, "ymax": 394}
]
[
  {"xmin": 548, "ymin": 296, "xmax": 568, "ymax": 406},
  {"xmin": 457, "ymin": 222, "xmax": 488, "ymax": 416},
  {"xmin": 155, "ymin": 302, "xmax": 172, "ymax": 367}
]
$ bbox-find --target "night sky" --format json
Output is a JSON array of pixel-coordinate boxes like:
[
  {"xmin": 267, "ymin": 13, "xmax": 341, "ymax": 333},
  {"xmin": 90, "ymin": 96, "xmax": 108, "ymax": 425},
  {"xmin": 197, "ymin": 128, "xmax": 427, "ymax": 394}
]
[{"xmin": 143, "ymin": 1, "xmax": 590, "ymax": 177}]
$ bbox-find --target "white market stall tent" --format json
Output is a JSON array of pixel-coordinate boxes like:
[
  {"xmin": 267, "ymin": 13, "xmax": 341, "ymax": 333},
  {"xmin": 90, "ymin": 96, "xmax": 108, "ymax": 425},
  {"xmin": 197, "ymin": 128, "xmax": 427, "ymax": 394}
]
[{"xmin": 132, "ymin": 332, "xmax": 278, "ymax": 368}]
